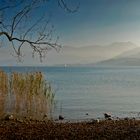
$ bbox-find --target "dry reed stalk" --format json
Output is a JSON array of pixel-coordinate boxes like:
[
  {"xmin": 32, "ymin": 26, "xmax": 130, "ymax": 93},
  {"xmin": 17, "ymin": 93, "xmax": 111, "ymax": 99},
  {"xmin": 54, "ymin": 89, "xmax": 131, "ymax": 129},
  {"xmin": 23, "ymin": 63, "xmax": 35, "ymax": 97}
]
[
  {"xmin": 0, "ymin": 69, "xmax": 55, "ymax": 120},
  {"xmin": 0, "ymin": 70, "xmax": 8, "ymax": 116}
]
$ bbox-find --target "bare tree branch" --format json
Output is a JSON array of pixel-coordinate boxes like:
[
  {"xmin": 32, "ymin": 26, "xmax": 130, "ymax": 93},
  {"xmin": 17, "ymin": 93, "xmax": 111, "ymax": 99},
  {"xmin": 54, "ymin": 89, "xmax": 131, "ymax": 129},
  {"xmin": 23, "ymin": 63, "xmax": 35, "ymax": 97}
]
[
  {"xmin": 0, "ymin": 0, "xmax": 78, "ymax": 62},
  {"xmin": 58, "ymin": 0, "xmax": 80, "ymax": 13},
  {"xmin": 0, "ymin": 1, "xmax": 23, "ymax": 11}
]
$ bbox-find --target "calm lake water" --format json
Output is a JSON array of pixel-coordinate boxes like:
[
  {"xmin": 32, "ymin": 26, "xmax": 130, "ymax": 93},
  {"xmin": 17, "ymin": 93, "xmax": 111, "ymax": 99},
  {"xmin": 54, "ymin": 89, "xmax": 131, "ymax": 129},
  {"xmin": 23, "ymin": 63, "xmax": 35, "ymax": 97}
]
[{"xmin": 1, "ymin": 66, "xmax": 140, "ymax": 120}]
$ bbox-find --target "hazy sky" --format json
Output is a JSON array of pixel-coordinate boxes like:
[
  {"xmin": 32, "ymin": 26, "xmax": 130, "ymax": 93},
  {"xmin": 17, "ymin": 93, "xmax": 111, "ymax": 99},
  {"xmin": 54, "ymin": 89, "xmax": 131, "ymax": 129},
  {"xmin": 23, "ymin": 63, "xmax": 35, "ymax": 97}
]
[
  {"xmin": 1, "ymin": 0, "xmax": 140, "ymax": 47},
  {"xmin": 1, "ymin": 0, "xmax": 140, "ymax": 65},
  {"xmin": 47, "ymin": 0, "xmax": 140, "ymax": 47}
]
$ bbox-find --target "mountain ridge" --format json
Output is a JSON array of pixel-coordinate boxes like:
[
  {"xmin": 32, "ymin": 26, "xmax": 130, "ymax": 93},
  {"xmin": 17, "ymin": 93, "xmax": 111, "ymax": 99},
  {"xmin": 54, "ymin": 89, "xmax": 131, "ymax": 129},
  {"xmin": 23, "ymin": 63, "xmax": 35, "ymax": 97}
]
[{"xmin": 95, "ymin": 46, "xmax": 140, "ymax": 66}]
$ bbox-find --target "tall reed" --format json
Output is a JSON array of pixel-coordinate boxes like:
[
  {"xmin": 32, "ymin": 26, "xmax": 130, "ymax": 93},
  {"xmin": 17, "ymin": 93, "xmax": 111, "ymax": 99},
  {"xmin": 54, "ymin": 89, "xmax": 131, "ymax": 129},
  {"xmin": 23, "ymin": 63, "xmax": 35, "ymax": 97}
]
[{"xmin": 0, "ymin": 69, "xmax": 55, "ymax": 120}]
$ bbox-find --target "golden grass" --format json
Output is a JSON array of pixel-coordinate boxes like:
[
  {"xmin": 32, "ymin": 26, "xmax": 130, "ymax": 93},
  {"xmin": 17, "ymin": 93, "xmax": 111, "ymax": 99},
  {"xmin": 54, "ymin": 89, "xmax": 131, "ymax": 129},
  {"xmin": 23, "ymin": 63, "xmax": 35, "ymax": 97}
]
[{"xmin": 0, "ymin": 69, "xmax": 54, "ymax": 120}]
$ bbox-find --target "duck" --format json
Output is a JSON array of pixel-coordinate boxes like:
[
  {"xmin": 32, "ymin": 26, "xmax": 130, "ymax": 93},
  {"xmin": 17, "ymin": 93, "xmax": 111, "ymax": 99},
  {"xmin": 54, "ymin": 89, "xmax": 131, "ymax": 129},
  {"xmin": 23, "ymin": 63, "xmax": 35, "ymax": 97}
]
[
  {"xmin": 104, "ymin": 113, "xmax": 111, "ymax": 119},
  {"xmin": 59, "ymin": 115, "xmax": 64, "ymax": 120}
]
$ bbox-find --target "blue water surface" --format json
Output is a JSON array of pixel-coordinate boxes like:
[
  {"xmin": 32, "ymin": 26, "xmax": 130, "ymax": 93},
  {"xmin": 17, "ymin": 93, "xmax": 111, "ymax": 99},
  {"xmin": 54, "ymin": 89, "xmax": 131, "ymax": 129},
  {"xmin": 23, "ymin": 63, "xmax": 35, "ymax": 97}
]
[{"xmin": 1, "ymin": 66, "xmax": 140, "ymax": 120}]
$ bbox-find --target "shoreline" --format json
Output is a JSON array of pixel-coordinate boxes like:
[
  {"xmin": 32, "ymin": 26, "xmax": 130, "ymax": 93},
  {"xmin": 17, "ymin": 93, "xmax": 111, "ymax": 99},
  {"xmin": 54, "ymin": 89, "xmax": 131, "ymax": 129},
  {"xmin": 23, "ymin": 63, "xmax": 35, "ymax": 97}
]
[{"xmin": 0, "ymin": 118, "xmax": 140, "ymax": 139}]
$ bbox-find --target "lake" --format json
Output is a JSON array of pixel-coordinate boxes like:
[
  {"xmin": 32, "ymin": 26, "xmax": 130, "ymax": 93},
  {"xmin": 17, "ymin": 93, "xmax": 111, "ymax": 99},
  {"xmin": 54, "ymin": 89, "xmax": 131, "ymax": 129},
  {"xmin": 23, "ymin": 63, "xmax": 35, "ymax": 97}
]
[{"xmin": 1, "ymin": 66, "xmax": 140, "ymax": 121}]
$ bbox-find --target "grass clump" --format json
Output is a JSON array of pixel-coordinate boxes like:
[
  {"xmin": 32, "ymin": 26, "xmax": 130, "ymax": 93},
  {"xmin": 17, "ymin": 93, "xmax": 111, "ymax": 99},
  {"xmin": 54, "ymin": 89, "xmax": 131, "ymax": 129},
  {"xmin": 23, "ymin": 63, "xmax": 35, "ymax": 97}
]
[{"xmin": 0, "ymin": 69, "xmax": 55, "ymax": 120}]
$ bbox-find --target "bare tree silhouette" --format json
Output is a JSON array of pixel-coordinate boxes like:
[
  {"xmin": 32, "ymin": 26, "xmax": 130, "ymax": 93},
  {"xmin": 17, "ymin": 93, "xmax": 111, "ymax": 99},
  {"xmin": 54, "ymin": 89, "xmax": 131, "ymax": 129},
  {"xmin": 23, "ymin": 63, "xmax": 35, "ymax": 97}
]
[{"xmin": 0, "ymin": 0, "xmax": 79, "ymax": 61}]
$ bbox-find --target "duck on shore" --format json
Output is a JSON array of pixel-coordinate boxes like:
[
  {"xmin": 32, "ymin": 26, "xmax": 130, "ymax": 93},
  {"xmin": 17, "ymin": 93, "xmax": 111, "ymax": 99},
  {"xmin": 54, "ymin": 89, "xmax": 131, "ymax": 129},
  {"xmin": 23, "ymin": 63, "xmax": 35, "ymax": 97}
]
[
  {"xmin": 59, "ymin": 115, "xmax": 64, "ymax": 120},
  {"xmin": 104, "ymin": 113, "xmax": 112, "ymax": 119}
]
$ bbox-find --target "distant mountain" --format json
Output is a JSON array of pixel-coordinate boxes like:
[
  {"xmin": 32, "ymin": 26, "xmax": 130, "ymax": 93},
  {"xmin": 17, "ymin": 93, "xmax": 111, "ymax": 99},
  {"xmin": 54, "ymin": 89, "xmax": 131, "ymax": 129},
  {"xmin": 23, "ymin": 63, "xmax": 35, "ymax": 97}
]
[
  {"xmin": 96, "ymin": 47, "xmax": 140, "ymax": 66},
  {"xmin": 0, "ymin": 41, "xmax": 137, "ymax": 66},
  {"xmin": 46, "ymin": 42, "xmax": 138, "ymax": 66}
]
